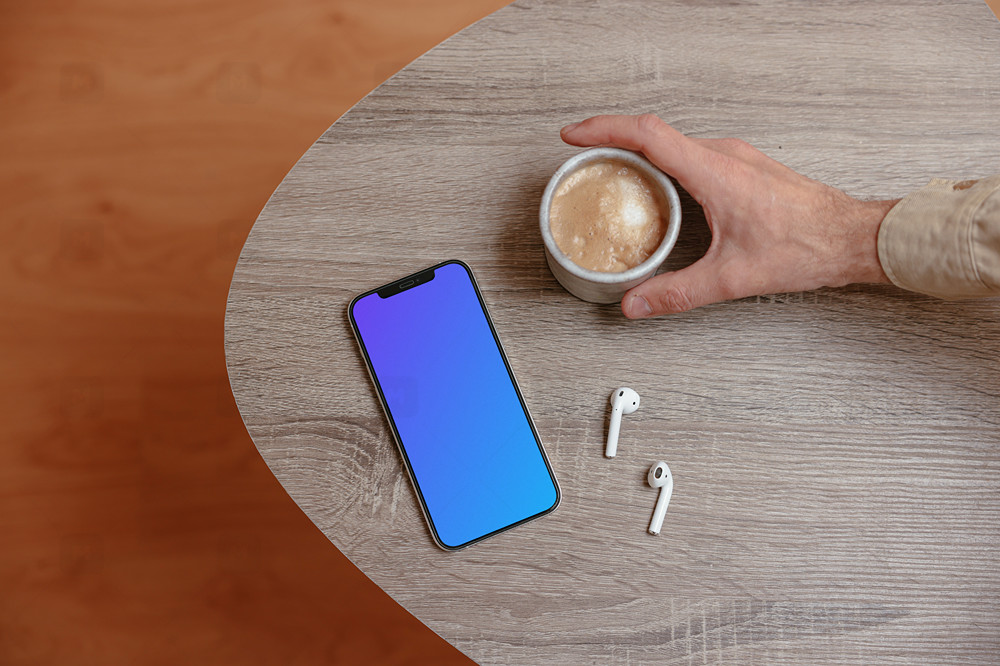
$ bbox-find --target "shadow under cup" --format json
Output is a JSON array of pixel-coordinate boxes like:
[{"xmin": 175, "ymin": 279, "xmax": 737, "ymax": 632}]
[{"xmin": 540, "ymin": 147, "xmax": 682, "ymax": 304}]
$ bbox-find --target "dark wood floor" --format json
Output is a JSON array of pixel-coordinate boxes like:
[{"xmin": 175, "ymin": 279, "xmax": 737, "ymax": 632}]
[{"xmin": 0, "ymin": 1, "xmax": 507, "ymax": 663}]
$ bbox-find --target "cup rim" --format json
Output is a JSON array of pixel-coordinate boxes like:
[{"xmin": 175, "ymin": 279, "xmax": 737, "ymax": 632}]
[{"xmin": 539, "ymin": 147, "xmax": 683, "ymax": 285}]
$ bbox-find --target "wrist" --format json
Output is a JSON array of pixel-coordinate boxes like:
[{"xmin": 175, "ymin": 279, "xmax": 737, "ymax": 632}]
[{"xmin": 842, "ymin": 197, "xmax": 900, "ymax": 285}]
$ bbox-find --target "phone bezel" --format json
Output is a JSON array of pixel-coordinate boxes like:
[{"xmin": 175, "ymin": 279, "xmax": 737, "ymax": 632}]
[{"xmin": 348, "ymin": 259, "xmax": 561, "ymax": 551}]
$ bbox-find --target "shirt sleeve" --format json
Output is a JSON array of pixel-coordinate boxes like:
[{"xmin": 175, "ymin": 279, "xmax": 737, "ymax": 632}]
[{"xmin": 877, "ymin": 175, "xmax": 1000, "ymax": 299}]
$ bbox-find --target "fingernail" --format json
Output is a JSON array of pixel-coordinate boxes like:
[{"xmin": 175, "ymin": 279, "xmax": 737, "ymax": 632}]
[
  {"xmin": 626, "ymin": 294, "xmax": 652, "ymax": 318},
  {"xmin": 561, "ymin": 122, "xmax": 581, "ymax": 133}
]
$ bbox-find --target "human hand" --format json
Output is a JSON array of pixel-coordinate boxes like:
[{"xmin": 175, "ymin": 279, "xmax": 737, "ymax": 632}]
[{"xmin": 560, "ymin": 114, "xmax": 899, "ymax": 318}]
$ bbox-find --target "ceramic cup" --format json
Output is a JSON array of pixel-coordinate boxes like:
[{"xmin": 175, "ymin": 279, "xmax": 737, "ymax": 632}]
[{"xmin": 539, "ymin": 147, "xmax": 682, "ymax": 304}]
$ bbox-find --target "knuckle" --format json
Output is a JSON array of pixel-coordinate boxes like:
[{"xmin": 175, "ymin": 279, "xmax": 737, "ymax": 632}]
[
  {"xmin": 653, "ymin": 288, "xmax": 695, "ymax": 314},
  {"xmin": 636, "ymin": 113, "xmax": 664, "ymax": 135},
  {"xmin": 716, "ymin": 137, "xmax": 754, "ymax": 159},
  {"xmin": 726, "ymin": 138, "xmax": 750, "ymax": 153}
]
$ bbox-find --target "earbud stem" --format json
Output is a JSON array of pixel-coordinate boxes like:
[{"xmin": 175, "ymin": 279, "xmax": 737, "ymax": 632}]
[
  {"xmin": 648, "ymin": 487, "xmax": 671, "ymax": 535},
  {"xmin": 605, "ymin": 407, "xmax": 622, "ymax": 458}
]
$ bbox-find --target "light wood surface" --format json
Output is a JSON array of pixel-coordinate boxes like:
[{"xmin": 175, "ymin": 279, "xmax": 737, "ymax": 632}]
[{"xmin": 226, "ymin": 1, "xmax": 1000, "ymax": 663}]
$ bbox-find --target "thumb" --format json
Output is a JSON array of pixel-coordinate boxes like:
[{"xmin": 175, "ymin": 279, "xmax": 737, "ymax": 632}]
[{"xmin": 622, "ymin": 259, "xmax": 733, "ymax": 318}]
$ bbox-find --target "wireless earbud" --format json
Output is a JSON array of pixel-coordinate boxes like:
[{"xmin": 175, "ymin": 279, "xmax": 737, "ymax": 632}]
[
  {"xmin": 647, "ymin": 461, "xmax": 673, "ymax": 535},
  {"xmin": 605, "ymin": 387, "xmax": 640, "ymax": 458}
]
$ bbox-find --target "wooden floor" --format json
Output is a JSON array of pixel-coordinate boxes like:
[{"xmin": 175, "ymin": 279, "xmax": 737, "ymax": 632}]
[
  {"xmin": 2, "ymin": 1, "xmax": 998, "ymax": 664},
  {"xmin": 0, "ymin": 1, "xmax": 509, "ymax": 663}
]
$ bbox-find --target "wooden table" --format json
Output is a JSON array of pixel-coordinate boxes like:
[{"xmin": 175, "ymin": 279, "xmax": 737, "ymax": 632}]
[{"xmin": 225, "ymin": 1, "xmax": 1000, "ymax": 662}]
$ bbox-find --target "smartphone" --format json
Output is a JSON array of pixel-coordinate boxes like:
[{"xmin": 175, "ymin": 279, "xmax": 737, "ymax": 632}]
[{"xmin": 348, "ymin": 260, "xmax": 560, "ymax": 550}]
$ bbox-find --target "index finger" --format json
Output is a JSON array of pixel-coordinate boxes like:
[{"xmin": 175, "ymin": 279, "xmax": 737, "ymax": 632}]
[{"xmin": 560, "ymin": 114, "xmax": 718, "ymax": 201}]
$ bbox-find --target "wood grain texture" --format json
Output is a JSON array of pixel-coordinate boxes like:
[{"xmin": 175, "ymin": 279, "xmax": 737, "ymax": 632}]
[{"xmin": 226, "ymin": 1, "xmax": 1000, "ymax": 663}]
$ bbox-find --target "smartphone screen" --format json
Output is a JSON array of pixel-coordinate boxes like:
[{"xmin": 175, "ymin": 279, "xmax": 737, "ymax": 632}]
[{"xmin": 349, "ymin": 260, "xmax": 560, "ymax": 550}]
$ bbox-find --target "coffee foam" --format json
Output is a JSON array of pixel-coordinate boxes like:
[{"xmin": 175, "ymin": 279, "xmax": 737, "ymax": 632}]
[{"xmin": 549, "ymin": 160, "xmax": 668, "ymax": 273}]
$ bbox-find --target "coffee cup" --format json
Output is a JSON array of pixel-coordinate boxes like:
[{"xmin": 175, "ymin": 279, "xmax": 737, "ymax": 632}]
[{"xmin": 540, "ymin": 147, "xmax": 682, "ymax": 304}]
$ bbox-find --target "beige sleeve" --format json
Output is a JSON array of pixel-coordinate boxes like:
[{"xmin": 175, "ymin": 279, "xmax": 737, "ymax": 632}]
[{"xmin": 877, "ymin": 175, "xmax": 1000, "ymax": 299}]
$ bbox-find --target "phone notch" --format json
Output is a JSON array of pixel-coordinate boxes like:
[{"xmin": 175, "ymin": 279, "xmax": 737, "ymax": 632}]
[{"xmin": 377, "ymin": 267, "xmax": 436, "ymax": 298}]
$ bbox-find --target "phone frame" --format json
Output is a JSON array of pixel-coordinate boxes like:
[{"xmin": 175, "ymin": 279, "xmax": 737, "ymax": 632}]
[{"xmin": 348, "ymin": 259, "xmax": 561, "ymax": 551}]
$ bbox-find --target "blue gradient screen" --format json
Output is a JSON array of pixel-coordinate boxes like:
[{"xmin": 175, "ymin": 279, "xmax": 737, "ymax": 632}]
[{"xmin": 350, "ymin": 262, "xmax": 559, "ymax": 549}]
